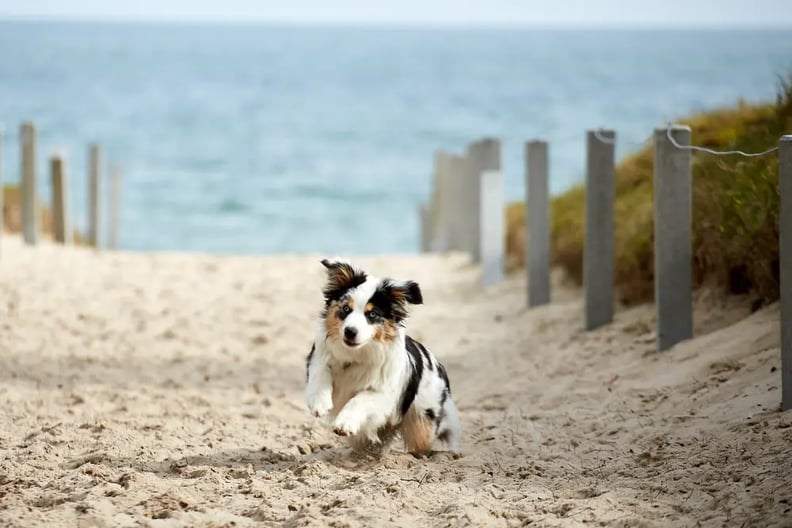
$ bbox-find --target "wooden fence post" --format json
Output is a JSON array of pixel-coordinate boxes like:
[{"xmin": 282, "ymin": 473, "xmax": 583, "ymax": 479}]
[
  {"xmin": 21, "ymin": 122, "xmax": 39, "ymax": 245},
  {"xmin": 527, "ymin": 140, "xmax": 550, "ymax": 307},
  {"xmin": 464, "ymin": 138, "xmax": 501, "ymax": 262},
  {"xmin": 50, "ymin": 153, "xmax": 72, "ymax": 245},
  {"xmin": 419, "ymin": 204, "xmax": 430, "ymax": 253},
  {"xmin": 780, "ymin": 135, "xmax": 792, "ymax": 411},
  {"xmin": 654, "ymin": 125, "xmax": 693, "ymax": 352},
  {"xmin": 446, "ymin": 153, "xmax": 466, "ymax": 251},
  {"xmin": 428, "ymin": 150, "xmax": 452, "ymax": 252},
  {"xmin": 584, "ymin": 130, "xmax": 616, "ymax": 330},
  {"xmin": 88, "ymin": 143, "xmax": 102, "ymax": 248},
  {"xmin": 480, "ymin": 170, "xmax": 504, "ymax": 287},
  {"xmin": 108, "ymin": 165, "xmax": 122, "ymax": 250},
  {"xmin": 0, "ymin": 125, "xmax": 4, "ymax": 258}
]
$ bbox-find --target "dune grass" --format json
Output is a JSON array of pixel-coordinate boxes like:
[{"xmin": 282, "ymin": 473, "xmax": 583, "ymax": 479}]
[
  {"xmin": 3, "ymin": 184, "xmax": 86, "ymax": 243},
  {"xmin": 3, "ymin": 184, "xmax": 27, "ymax": 233},
  {"xmin": 506, "ymin": 76, "xmax": 792, "ymax": 305}
]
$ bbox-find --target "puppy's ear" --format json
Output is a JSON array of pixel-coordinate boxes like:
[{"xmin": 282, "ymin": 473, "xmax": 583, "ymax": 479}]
[
  {"xmin": 376, "ymin": 279, "xmax": 423, "ymax": 323},
  {"xmin": 401, "ymin": 281, "xmax": 423, "ymax": 305},
  {"xmin": 321, "ymin": 258, "xmax": 340, "ymax": 270},
  {"xmin": 384, "ymin": 280, "xmax": 423, "ymax": 305},
  {"xmin": 320, "ymin": 258, "xmax": 367, "ymax": 304}
]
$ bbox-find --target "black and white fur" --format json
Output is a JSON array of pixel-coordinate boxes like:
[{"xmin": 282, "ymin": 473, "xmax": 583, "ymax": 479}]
[{"xmin": 305, "ymin": 258, "xmax": 461, "ymax": 455}]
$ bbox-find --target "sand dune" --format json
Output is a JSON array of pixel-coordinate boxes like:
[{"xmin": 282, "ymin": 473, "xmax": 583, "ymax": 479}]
[{"xmin": 0, "ymin": 236, "xmax": 789, "ymax": 527}]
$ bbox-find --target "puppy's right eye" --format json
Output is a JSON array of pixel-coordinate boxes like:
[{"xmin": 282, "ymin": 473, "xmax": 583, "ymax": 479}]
[{"xmin": 342, "ymin": 305, "xmax": 351, "ymax": 314}]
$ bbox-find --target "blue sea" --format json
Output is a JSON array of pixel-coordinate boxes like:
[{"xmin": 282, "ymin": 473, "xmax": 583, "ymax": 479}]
[{"xmin": 1, "ymin": 22, "xmax": 791, "ymax": 254}]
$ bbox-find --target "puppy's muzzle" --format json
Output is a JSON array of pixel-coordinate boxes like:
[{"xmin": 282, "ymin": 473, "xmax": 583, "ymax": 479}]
[{"xmin": 343, "ymin": 326, "xmax": 358, "ymax": 347}]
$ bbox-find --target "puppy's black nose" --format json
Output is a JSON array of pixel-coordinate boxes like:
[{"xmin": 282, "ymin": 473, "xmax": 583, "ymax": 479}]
[{"xmin": 344, "ymin": 327, "xmax": 358, "ymax": 340}]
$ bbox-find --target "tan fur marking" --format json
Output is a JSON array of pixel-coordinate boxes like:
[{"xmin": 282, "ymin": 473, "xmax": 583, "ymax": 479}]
[
  {"xmin": 401, "ymin": 405, "xmax": 435, "ymax": 454},
  {"xmin": 324, "ymin": 305, "xmax": 343, "ymax": 341},
  {"xmin": 389, "ymin": 287, "xmax": 408, "ymax": 301},
  {"xmin": 372, "ymin": 319, "xmax": 399, "ymax": 343},
  {"xmin": 324, "ymin": 300, "xmax": 352, "ymax": 342},
  {"xmin": 364, "ymin": 302, "xmax": 398, "ymax": 343},
  {"xmin": 327, "ymin": 263, "xmax": 360, "ymax": 291}
]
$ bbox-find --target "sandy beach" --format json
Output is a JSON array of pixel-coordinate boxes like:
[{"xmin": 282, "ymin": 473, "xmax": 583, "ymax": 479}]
[{"xmin": 0, "ymin": 235, "xmax": 790, "ymax": 527}]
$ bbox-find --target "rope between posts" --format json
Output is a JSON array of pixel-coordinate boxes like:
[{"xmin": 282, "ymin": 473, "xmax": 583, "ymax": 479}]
[
  {"xmin": 593, "ymin": 129, "xmax": 654, "ymax": 149},
  {"xmin": 665, "ymin": 123, "xmax": 779, "ymax": 157},
  {"xmin": 593, "ymin": 129, "xmax": 616, "ymax": 145}
]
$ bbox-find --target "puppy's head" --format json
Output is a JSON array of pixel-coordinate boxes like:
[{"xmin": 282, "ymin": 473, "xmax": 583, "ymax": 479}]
[{"xmin": 320, "ymin": 258, "xmax": 422, "ymax": 351}]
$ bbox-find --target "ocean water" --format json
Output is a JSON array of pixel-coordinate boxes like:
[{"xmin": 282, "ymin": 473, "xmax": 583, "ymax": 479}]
[{"xmin": 1, "ymin": 22, "xmax": 791, "ymax": 254}]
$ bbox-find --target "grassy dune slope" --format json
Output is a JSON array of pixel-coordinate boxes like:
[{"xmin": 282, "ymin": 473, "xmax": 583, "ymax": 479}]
[
  {"xmin": 3, "ymin": 184, "xmax": 85, "ymax": 243},
  {"xmin": 507, "ymin": 77, "xmax": 792, "ymax": 305}
]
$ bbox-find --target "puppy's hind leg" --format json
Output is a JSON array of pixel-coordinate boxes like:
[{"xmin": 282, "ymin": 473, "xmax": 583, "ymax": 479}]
[
  {"xmin": 401, "ymin": 405, "xmax": 435, "ymax": 456},
  {"xmin": 437, "ymin": 396, "xmax": 461, "ymax": 454}
]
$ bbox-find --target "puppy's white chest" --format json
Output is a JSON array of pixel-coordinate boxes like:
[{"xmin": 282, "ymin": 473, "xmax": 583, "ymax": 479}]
[
  {"xmin": 329, "ymin": 360, "xmax": 375, "ymax": 392},
  {"xmin": 328, "ymin": 360, "xmax": 397, "ymax": 419}
]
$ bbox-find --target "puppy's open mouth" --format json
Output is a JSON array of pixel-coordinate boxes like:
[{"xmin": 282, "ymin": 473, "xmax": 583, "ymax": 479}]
[{"xmin": 343, "ymin": 338, "xmax": 361, "ymax": 348}]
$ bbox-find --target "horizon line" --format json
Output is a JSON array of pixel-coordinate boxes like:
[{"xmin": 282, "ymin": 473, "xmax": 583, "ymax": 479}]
[{"xmin": 1, "ymin": 15, "xmax": 791, "ymax": 31}]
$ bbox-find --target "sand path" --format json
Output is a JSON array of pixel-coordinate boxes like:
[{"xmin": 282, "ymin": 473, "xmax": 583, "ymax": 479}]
[{"xmin": 0, "ymin": 237, "xmax": 790, "ymax": 527}]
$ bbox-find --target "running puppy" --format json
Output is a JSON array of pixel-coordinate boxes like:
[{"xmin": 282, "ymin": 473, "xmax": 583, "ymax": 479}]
[{"xmin": 305, "ymin": 259, "xmax": 461, "ymax": 455}]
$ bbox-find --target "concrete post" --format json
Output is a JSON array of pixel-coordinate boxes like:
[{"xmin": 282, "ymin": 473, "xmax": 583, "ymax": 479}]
[
  {"xmin": 584, "ymin": 130, "xmax": 616, "ymax": 330},
  {"xmin": 464, "ymin": 138, "xmax": 501, "ymax": 262},
  {"xmin": 527, "ymin": 140, "xmax": 550, "ymax": 307},
  {"xmin": 779, "ymin": 135, "xmax": 792, "ymax": 411},
  {"xmin": 480, "ymin": 170, "xmax": 504, "ymax": 287},
  {"xmin": 654, "ymin": 125, "xmax": 693, "ymax": 352},
  {"xmin": 108, "ymin": 165, "xmax": 122, "ymax": 250},
  {"xmin": 21, "ymin": 122, "xmax": 39, "ymax": 245},
  {"xmin": 88, "ymin": 143, "xmax": 102, "ymax": 248},
  {"xmin": 50, "ymin": 153, "xmax": 72, "ymax": 245}
]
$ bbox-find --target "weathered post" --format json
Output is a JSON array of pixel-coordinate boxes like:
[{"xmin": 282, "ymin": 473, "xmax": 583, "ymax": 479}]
[
  {"xmin": 480, "ymin": 170, "xmax": 504, "ymax": 287},
  {"xmin": 527, "ymin": 140, "xmax": 550, "ymax": 307},
  {"xmin": 108, "ymin": 165, "xmax": 122, "ymax": 250},
  {"xmin": 584, "ymin": 130, "xmax": 616, "ymax": 330},
  {"xmin": 779, "ymin": 135, "xmax": 792, "ymax": 411},
  {"xmin": 21, "ymin": 122, "xmax": 39, "ymax": 245},
  {"xmin": 464, "ymin": 138, "xmax": 501, "ymax": 262},
  {"xmin": 653, "ymin": 125, "xmax": 693, "ymax": 351},
  {"xmin": 50, "ymin": 153, "xmax": 72, "ymax": 245},
  {"xmin": 419, "ymin": 204, "xmax": 430, "ymax": 253},
  {"xmin": 88, "ymin": 143, "xmax": 102, "ymax": 248},
  {"xmin": 446, "ymin": 153, "xmax": 466, "ymax": 252},
  {"xmin": 429, "ymin": 150, "xmax": 452, "ymax": 252},
  {"xmin": 0, "ymin": 126, "xmax": 4, "ymax": 257}
]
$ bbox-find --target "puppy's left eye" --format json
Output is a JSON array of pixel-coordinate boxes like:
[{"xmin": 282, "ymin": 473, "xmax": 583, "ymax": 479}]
[{"xmin": 366, "ymin": 311, "xmax": 380, "ymax": 322}]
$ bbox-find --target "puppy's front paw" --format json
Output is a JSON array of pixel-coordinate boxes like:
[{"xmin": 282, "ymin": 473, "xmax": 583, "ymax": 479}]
[
  {"xmin": 332, "ymin": 408, "xmax": 363, "ymax": 437},
  {"xmin": 306, "ymin": 392, "xmax": 333, "ymax": 418}
]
